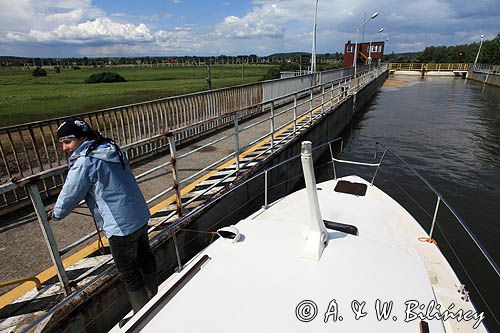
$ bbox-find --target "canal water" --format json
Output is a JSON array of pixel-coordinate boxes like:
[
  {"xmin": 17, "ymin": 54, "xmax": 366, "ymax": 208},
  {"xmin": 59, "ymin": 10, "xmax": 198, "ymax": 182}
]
[{"xmin": 335, "ymin": 75, "xmax": 499, "ymax": 331}]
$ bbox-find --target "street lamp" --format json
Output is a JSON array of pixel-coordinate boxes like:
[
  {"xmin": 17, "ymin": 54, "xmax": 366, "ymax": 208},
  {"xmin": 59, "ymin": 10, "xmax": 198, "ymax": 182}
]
[
  {"xmin": 311, "ymin": 0, "xmax": 319, "ymax": 73},
  {"xmin": 368, "ymin": 27, "xmax": 384, "ymax": 66},
  {"xmin": 473, "ymin": 34, "xmax": 485, "ymax": 71},
  {"xmin": 353, "ymin": 11, "xmax": 378, "ymax": 80}
]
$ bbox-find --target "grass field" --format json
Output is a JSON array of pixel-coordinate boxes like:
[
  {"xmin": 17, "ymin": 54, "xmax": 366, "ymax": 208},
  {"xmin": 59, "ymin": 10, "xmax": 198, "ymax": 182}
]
[{"xmin": 0, "ymin": 65, "xmax": 273, "ymax": 127}]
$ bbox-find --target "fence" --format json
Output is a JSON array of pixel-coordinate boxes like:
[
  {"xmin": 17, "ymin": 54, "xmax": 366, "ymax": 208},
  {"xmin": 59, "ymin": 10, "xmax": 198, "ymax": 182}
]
[
  {"xmin": 0, "ymin": 65, "xmax": 385, "ymax": 215},
  {"xmin": 388, "ymin": 63, "xmax": 470, "ymax": 71},
  {"xmin": 0, "ymin": 66, "xmax": 387, "ymax": 304},
  {"xmin": 472, "ymin": 63, "xmax": 500, "ymax": 74}
]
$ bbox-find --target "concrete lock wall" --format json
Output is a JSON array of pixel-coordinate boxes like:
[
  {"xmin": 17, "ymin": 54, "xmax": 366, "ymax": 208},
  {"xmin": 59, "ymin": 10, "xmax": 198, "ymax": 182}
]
[
  {"xmin": 37, "ymin": 71, "xmax": 388, "ymax": 333},
  {"xmin": 467, "ymin": 71, "xmax": 500, "ymax": 87}
]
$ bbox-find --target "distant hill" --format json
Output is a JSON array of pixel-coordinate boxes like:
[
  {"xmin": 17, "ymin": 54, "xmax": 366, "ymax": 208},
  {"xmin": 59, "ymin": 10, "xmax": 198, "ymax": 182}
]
[
  {"xmin": 267, "ymin": 52, "xmax": 310, "ymax": 58},
  {"xmin": 386, "ymin": 52, "xmax": 420, "ymax": 58}
]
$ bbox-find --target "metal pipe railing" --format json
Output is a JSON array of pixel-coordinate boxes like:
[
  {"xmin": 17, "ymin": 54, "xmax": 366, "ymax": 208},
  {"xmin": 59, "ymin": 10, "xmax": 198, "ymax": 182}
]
[
  {"xmin": 15, "ymin": 66, "xmax": 385, "ymax": 299},
  {"xmin": 374, "ymin": 142, "xmax": 499, "ymax": 277}
]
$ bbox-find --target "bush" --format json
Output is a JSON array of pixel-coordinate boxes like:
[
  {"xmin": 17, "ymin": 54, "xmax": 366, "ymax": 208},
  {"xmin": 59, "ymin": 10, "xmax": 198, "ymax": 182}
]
[
  {"xmin": 85, "ymin": 72, "xmax": 126, "ymax": 84},
  {"xmin": 262, "ymin": 67, "xmax": 281, "ymax": 80},
  {"xmin": 55, "ymin": 66, "xmax": 61, "ymax": 73},
  {"xmin": 32, "ymin": 67, "xmax": 47, "ymax": 77},
  {"xmin": 72, "ymin": 66, "xmax": 81, "ymax": 70}
]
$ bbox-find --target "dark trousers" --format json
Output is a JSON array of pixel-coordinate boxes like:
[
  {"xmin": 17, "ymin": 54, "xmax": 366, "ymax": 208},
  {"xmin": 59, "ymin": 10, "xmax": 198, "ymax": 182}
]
[{"xmin": 108, "ymin": 226, "xmax": 157, "ymax": 292}]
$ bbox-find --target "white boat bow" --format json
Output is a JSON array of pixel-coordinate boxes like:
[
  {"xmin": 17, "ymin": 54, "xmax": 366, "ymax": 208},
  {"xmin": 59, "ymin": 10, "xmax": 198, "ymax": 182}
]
[{"xmin": 117, "ymin": 141, "xmax": 488, "ymax": 333}]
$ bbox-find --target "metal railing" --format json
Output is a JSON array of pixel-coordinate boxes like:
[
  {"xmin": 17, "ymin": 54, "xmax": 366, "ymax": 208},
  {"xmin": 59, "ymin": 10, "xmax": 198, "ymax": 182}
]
[
  {"xmin": 372, "ymin": 142, "xmax": 499, "ymax": 276},
  {"xmin": 471, "ymin": 63, "xmax": 500, "ymax": 74},
  {"xmin": 0, "ymin": 65, "xmax": 382, "ymax": 214},
  {"xmin": 1, "ymin": 64, "xmax": 387, "ymax": 300},
  {"xmin": 144, "ymin": 136, "xmax": 499, "ymax": 314},
  {"xmin": 388, "ymin": 63, "xmax": 470, "ymax": 71}
]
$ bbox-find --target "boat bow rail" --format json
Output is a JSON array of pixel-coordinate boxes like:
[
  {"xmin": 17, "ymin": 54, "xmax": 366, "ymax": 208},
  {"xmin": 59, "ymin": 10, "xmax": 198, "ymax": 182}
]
[
  {"xmin": 153, "ymin": 136, "xmax": 499, "ymax": 291},
  {"xmin": 118, "ymin": 137, "xmax": 497, "ymax": 332}
]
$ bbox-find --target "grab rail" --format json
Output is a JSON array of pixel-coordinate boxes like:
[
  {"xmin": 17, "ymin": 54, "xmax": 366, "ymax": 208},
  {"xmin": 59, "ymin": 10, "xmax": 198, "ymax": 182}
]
[{"xmin": 373, "ymin": 142, "xmax": 499, "ymax": 277}]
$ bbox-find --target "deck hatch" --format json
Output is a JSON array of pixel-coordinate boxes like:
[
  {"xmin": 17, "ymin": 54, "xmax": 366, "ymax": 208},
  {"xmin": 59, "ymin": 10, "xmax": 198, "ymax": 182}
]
[{"xmin": 334, "ymin": 180, "xmax": 367, "ymax": 196}]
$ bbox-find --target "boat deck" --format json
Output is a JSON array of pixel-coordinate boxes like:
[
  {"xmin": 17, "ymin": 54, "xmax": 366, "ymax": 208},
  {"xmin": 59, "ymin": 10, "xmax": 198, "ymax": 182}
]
[{"xmin": 120, "ymin": 176, "xmax": 485, "ymax": 332}]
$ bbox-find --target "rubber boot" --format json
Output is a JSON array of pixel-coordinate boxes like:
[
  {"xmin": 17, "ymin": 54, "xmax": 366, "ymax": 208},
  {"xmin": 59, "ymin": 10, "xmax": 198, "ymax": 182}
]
[
  {"xmin": 119, "ymin": 287, "xmax": 149, "ymax": 328},
  {"xmin": 144, "ymin": 272, "xmax": 158, "ymax": 298}
]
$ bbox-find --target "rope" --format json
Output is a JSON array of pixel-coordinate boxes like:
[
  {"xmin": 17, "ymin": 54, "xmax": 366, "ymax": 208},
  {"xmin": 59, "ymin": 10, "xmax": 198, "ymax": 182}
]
[
  {"xmin": 418, "ymin": 237, "xmax": 438, "ymax": 247},
  {"xmin": 179, "ymin": 228, "xmax": 217, "ymax": 235}
]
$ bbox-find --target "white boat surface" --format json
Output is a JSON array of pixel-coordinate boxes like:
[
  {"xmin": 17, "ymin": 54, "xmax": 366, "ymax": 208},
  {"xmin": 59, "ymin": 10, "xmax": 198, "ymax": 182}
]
[{"xmin": 117, "ymin": 141, "xmax": 488, "ymax": 333}]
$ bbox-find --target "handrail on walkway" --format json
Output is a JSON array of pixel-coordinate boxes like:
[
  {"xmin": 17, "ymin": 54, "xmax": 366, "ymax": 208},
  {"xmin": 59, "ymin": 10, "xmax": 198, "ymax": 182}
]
[
  {"xmin": 1, "ymin": 64, "xmax": 388, "ymax": 299},
  {"xmin": 388, "ymin": 63, "xmax": 470, "ymax": 71},
  {"xmin": 0, "ymin": 64, "xmax": 373, "ymax": 214}
]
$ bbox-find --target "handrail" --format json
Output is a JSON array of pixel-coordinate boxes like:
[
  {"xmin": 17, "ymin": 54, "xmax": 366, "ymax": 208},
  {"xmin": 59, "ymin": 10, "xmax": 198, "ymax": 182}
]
[
  {"xmin": 374, "ymin": 142, "xmax": 499, "ymax": 277},
  {"xmin": 152, "ymin": 135, "xmax": 498, "ymax": 282},
  {"xmin": 0, "ymin": 68, "xmax": 363, "ymax": 194},
  {"xmin": 0, "ymin": 276, "xmax": 42, "ymax": 291},
  {"xmin": 388, "ymin": 63, "xmax": 470, "ymax": 71},
  {"xmin": 6, "ymin": 65, "xmax": 386, "ymax": 307}
]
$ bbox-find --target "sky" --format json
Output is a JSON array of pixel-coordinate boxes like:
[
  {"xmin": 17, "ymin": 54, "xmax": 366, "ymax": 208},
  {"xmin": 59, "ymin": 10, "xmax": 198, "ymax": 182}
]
[{"xmin": 0, "ymin": 0, "xmax": 498, "ymax": 57}]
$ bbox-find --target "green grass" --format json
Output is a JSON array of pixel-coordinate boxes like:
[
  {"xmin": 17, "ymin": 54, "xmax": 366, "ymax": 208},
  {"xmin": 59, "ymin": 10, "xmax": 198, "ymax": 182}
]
[{"xmin": 0, "ymin": 65, "xmax": 273, "ymax": 127}]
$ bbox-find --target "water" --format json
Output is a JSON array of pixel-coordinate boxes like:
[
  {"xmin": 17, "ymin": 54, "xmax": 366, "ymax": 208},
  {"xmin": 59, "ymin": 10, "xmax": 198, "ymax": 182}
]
[{"xmin": 336, "ymin": 75, "xmax": 500, "ymax": 330}]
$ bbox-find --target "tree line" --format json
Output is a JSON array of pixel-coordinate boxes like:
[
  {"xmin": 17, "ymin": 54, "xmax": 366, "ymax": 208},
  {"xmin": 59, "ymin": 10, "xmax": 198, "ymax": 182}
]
[{"xmin": 384, "ymin": 33, "xmax": 499, "ymax": 64}]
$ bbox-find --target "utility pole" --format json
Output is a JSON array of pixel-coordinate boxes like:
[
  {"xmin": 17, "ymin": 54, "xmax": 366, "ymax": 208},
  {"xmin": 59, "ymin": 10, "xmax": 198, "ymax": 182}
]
[
  {"xmin": 241, "ymin": 62, "xmax": 244, "ymax": 84},
  {"xmin": 311, "ymin": 0, "xmax": 319, "ymax": 73},
  {"xmin": 207, "ymin": 60, "xmax": 212, "ymax": 90}
]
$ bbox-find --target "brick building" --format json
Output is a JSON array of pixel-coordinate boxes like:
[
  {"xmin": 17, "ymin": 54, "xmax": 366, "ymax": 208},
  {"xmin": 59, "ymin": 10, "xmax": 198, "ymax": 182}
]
[{"xmin": 343, "ymin": 40, "xmax": 385, "ymax": 68}]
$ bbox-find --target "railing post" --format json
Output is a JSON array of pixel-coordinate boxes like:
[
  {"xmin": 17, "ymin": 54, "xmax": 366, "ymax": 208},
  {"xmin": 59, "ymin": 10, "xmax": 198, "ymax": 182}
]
[
  {"xmin": 28, "ymin": 184, "xmax": 71, "ymax": 296},
  {"xmin": 293, "ymin": 94, "xmax": 297, "ymax": 135},
  {"xmin": 328, "ymin": 143, "xmax": 337, "ymax": 180},
  {"xmin": 321, "ymin": 85, "xmax": 325, "ymax": 113},
  {"xmin": 234, "ymin": 111, "xmax": 240, "ymax": 173},
  {"xmin": 172, "ymin": 232, "xmax": 183, "ymax": 272},
  {"xmin": 264, "ymin": 170, "xmax": 269, "ymax": 209},
  {"xmin": 309, "ymin": 89, "xmax": 313, "ymax": 123},
  {"xmin": 370, "ymin": 148, "xmax": 387, "ymax": 185},
  {"xmin": 270, "ymin": 102, "xmax": 275, "ymax": 150},
  {"xmin": 168, "ymin": 136, "xmax": 183, "ymax": 217},
  {"xmin": 429, "ymin": 196, "xmax": 441, "ymax": 239}
]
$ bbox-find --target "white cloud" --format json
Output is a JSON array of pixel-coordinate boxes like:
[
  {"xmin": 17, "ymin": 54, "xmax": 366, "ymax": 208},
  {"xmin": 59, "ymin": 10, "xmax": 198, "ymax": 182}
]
[
  {"xmin": 215, "ymin": 15, "xmax": 283, "ymax": 38},
  {"xmin": 0, "ymin": 0, "xmax": 102, "ymax": 33},
  {"xmin": 6, "ymin": 18, "xmax": 154, "ymax": 44},
  {"xmin": 0, "ymin": 0, "xmax": 499, "ymax": 56}
]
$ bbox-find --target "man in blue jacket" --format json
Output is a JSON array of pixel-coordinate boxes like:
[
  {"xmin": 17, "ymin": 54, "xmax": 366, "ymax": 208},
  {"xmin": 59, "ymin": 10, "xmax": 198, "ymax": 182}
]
[{"xmin": 52, "ymin": 118, "xmax": 157, "ymax": 321}]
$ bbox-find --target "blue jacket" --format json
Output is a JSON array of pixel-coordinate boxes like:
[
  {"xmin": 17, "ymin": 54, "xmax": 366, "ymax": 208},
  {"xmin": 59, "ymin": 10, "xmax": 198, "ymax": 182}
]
[{"xmin": 53, "ymin": 140, "xmax": 150, "ymax": 238}]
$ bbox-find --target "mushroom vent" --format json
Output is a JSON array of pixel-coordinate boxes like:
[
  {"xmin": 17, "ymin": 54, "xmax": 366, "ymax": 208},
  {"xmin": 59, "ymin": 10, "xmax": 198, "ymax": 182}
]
[{"xmin": 217, "ymin": 226, "xmax": 241, "ymax": 243}]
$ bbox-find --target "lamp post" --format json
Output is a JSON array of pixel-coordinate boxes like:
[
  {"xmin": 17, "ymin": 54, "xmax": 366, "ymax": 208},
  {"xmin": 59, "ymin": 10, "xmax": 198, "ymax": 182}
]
[
  {"xmin": 353, "ymin": 11, "xmax": 378, "ymax": 81},
  {"xmin": 368, "ymin": 27, "xmax": 384, "ymax": 67},
  {"xmin": 473, "ymin": 34, "xmax": 485, "ymax": 71},
  {"xmin": 311, "ymin": 0, "xmax": 319, "ymax": 73}
]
